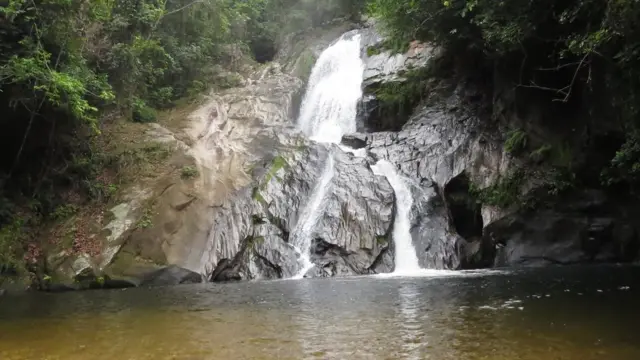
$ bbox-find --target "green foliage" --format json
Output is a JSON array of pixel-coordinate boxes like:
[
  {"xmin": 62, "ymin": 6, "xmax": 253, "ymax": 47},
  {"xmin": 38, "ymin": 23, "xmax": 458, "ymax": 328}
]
[
  {"xmin": 251, "ymin": 214, "xmax": 266, "ymax": 225},
  {"xmin": 251, "ymin": 153, "xmax": 290, "ymax": 205},
  {"xmin": 601, "ymin": 134, "xmax": 640, "ymax": 188},
  {"xmin": 252, "ymin": 187, "xmax": 267, "ymax": 204},
  {"xmin": 0, "ymin": 0, "xmax": 363, "ymax": 276},
  {"xmin": 136, "ymin": 207, "xmax": 154, "ymax": 229},
  {"xmin": 261, "ymin": 155, "xmax": 289, "ymax": 188},
  {"xmin": 470, "ymin": 169, "xmax": 525, "ymax": 208},
  {"xmin": 180, "ymin": 165, "xmax": 199, "ymax": 179},
  {"xmin": 214, "ymin": 72, "xmax": 244, "ymax": 90},
  {"xmin": 51, "ymin": 204, "xmax": 78, "ymax": 221},
  {"xmin": 504, "ymin": 129, "xmax": 528, "ymax": 155},
  {"xmin": 368, "ymin": 0, "xmax": 640, "ymax": 193},
  {"xmin": 149, "ymin": 87, "xmax": 174, "ymax": 108},
  {"xmin": 529, "ymin": 144, "xmax": 552, "ymax": 163},
  {"xmin": 0, "ymin": 217, "xmax": 25, "ymax": 271},
  {"xmin": 246, "ymin": 234, "xmax": 265, "ymax": 251},
  {"xmin": 131, "ymin": 98, "xmax": 157, "ymax": 123},
  {"xmin": 366, "ymin": 46, "xmax": 382, "ymax": 57},
  {"xmin": 374, "ymin": 67, "xmax": 431, "ymax": 123}
]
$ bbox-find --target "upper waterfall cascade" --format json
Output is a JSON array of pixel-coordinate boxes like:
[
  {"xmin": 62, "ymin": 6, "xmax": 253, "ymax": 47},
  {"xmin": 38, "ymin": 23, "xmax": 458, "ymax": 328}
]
[{"xmin": 297, "ymin": 33, "xmax": 364, "ymax": 143}]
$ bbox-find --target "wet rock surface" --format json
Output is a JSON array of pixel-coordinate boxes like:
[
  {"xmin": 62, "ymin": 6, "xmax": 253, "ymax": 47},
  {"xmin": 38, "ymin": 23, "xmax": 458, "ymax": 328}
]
[
  {"xmin": 141, "ymin": 265, "xmax": 203, "ymax": 286},
  {"xmin": 357, "ymin": 29, "xmax": 640, "ymax": 268},
  {"xmin": 359, "ymin": 28, "xmax": 440, "ymax": 89},
  {"xmin": 206, "ymin": 140, "xmax": 395, "ymax": 280},
  {"xmin": 39, "ymin": 23, "xmax": 640, "ymax": 293}
]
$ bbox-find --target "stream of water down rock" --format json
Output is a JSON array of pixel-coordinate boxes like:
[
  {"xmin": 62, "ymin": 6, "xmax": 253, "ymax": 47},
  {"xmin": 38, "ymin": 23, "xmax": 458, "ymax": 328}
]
[{"xmin": 292, "ymin": 31, "xmax": 425, "ymax": 277}]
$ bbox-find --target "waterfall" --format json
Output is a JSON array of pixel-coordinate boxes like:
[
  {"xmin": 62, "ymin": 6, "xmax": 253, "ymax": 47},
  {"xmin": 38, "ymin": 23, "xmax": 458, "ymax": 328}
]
[
  {"xmin": 289, "ymin": 32, "xmax": 365, "ymax": 278},
  {"xmin": 297, "ymin": 33, "xmax": 364, "ymax": 143},
  {"xmin": 290, "ymin": 155, "xmax": 335, "ymax": 279},
  {"xmin": 370, "ymin": 160, "xmax": 422, "ymax": 275}
]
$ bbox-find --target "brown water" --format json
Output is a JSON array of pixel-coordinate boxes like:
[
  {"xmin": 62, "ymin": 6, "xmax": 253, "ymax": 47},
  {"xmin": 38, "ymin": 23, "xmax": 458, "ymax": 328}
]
[{"xmin": 1, "ymin": 265, "xmax": 640, "ymax": 360}]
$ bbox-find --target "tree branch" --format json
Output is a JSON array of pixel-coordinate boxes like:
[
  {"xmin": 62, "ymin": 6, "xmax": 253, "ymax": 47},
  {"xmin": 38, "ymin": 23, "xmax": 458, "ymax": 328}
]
[{"xmin": 518, "ymin": 53, "xmax": 590, "ymax": 103}]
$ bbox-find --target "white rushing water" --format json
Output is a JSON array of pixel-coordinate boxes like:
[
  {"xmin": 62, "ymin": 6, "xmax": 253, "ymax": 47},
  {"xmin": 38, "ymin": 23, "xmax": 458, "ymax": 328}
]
[
  {"xmin": 370, "ymin": 160, "xmax": 423, "ymax": 275},
  {"xmin": 298, "ymin": 33, "xmax": 364, "ymax": 143},
  {"xmin": 291, "ymin": 155, "xmax": 335, "ymax": 279},
  {"xmin": 290, "ymin": 32, "xmax": 365, "ymax": 278}
]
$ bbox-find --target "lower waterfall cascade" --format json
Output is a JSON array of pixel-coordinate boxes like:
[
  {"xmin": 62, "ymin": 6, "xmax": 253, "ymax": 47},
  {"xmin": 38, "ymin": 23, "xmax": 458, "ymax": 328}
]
[{"xmin": 370, "ymin": 160, "xmax": 422, "ymax": 275}]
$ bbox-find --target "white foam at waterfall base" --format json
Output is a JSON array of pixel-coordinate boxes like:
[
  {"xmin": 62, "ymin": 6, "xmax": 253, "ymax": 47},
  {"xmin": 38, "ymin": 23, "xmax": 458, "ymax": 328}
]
[
  {"xmin": 371, "ymin": 160, "xmax": 510, "ymax": 278},
  {"xmin": 288, "ymin": 32, "xmax": 365, "ymax": 278}
]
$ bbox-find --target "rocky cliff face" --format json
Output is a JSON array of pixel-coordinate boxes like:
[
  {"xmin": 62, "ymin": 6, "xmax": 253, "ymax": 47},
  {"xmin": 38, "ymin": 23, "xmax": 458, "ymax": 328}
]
[
  {"xmin": 355, "ymin": 27, "xmax": 640, "ymax": 268},
  {"xmin": 46, "ymin": 23, "xmax": 640, "ymax": 291},
  {"xmin": 53, "ymin": 23, "xmax": 408, "ymax": 287}
]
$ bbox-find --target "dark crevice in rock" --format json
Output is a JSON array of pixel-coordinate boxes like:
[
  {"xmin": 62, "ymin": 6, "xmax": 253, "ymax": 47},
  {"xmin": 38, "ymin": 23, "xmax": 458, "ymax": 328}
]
[
  {"xmin": 212, "ymin": 234, "xmax": 259, "ymax": 282},
  {"xmin": 310, "ymin": 237, "xmax": 350, "ymax": 257},
  {"xmin": 289, "ymin": 87, "xmax": 306, "ymax": 122},
  {"xmin": 250, "ymin": 38, "xmax": 278, "ymax": 64},
  {"xmin": 443, "ymin": 173, "xmax": 483, "ymax": 239},
  {"xmin": 266, "ymin": 212, "xmax": 290, "ymax": 243},
  {"xmin": 356, "ymin": 94, "xmax": 410, "ymax": 133}
]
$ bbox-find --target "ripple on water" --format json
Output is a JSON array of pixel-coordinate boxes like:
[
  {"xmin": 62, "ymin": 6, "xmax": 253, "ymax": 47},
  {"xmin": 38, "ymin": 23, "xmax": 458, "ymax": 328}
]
[{"xmin": 0, "ymin": 265, "xmax": 640, "ymax": 359}]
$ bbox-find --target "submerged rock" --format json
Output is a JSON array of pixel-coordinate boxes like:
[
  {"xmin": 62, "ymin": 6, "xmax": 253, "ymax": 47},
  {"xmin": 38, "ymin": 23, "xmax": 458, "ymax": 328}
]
[{"xmin": 141, "ymin": 265, "xmax": 203, "ymax": 286}]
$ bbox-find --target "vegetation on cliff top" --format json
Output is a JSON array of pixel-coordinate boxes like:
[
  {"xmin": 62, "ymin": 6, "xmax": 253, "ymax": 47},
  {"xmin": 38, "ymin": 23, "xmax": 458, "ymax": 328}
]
[{"xmin": 368, "ymin": 0, "xmax": 640, "ymax": 203}]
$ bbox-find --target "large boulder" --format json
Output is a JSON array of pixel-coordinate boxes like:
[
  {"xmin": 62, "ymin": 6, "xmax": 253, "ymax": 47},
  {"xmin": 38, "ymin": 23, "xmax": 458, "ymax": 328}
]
[{"xmin": 487, "ymin": 190, "xmax": 640, "ymax": 266}]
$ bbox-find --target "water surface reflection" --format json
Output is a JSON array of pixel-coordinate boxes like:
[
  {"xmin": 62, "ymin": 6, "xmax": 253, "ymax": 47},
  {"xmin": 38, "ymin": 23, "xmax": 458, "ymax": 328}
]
[{"xmin": 1, "ymin": 266, "xmax": 640, "ymax": 359}]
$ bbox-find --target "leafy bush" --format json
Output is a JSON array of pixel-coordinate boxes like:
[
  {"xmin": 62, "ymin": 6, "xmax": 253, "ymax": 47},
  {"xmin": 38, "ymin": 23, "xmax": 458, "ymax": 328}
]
[
  {"xmin": 180, "ymin": 166, "xmax": 199, "ymax": 179},
  {"xmin": 470, "ymin": 169, "xmax": 525, "ymax": 208},
  {"xmin": 504, "ymin": 129, "xmax": 528, "ymax": 155},
  {"xmin": 373, "ymin": 67, "xmax": 432, "ymax": 126},
  {"xmin": 131, "ymin": 98, "xmax": 157, "ymax": 123}
]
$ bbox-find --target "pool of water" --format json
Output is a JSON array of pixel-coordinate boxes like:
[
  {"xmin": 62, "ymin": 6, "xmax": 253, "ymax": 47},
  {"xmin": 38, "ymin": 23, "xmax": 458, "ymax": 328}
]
[{"xmin": 1, "ymin": 265, "xmax": 639, "ymax": 359}]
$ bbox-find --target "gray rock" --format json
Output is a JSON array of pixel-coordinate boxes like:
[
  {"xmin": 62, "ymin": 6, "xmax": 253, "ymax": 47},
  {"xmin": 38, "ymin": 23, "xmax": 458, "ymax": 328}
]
[
  {"xmin": 360, "ymin": 28, "xmax": 440, "ymax": 89},
  {"xmin": 141, "ymin": 265, "xmax": 203, "ymax": 286},
  {"xmin": 207, "ymin": 141, "xmax": 395, "ymax": 279},
  {"xmin": 214, "ymin": 268, "xmax": 242, "ymax": 282},
  {"xmin": 340, "ymin": 134, "xmax": 368, "ymax": 149},
  {"xmin": 487, "ymin": 210, "xmax": 640, "ymax": 267},
  {"xmin": 408, "ymin": 180, "xmax": 465, "ymax": 269},
  {"xmin": 210, "ymin": 258, "xmax": 233, "ymax": 282}
]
